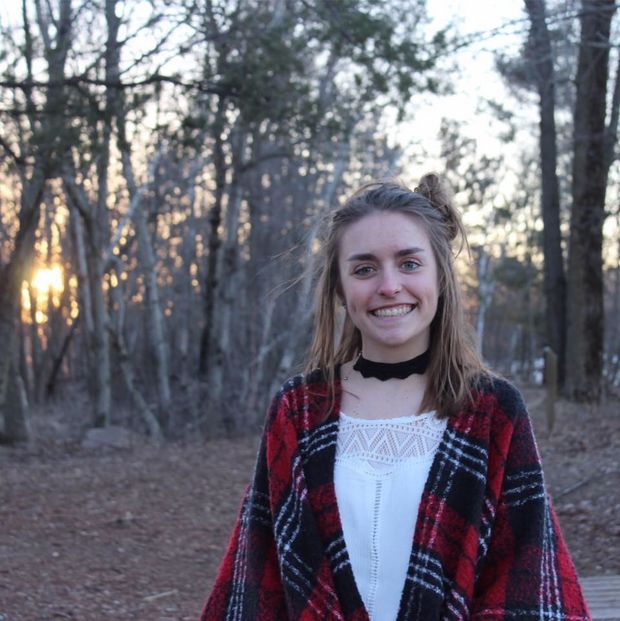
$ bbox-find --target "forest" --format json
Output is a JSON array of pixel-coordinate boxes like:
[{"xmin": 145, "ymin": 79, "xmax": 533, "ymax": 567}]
[{"xmin": 1, "ymin": 0, "xmax": 619, "ymax": 444}]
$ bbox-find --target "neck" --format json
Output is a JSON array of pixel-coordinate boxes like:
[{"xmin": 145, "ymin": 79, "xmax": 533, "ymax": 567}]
[{"xmin": 353, "ymin": 349, "xmax": 430, "ymax": 381}]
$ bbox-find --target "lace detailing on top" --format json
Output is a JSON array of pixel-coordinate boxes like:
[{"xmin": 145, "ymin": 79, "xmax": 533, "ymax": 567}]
[
  {"xmin": 336, "ymin": 411, "xmax": 447, "ymax": 475},
  {"xmin": 334, "ymin": 411, "xmax": 448, "ymax": 618}
]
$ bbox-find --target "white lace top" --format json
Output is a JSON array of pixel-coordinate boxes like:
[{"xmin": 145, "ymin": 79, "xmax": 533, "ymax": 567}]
[{"xmin": 334, "ymin": 411, "xmax": 447, "ymax": 621}]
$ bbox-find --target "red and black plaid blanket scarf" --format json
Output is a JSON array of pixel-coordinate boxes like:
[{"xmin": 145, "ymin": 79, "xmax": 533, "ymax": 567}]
[{"xmin": 200, "ymin": 372, "xmax": 590, "ymax": 620}]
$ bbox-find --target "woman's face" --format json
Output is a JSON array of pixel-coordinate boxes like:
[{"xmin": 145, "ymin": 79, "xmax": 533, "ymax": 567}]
[{"xmin": 337, "ymin": 211, "xmax": 439, "ymax": 363}]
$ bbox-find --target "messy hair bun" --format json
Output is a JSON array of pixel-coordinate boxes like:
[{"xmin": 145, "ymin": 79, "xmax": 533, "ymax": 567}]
[{"xmin": 414, "ymin": 173, "xmax": 461, "ymax": 242}]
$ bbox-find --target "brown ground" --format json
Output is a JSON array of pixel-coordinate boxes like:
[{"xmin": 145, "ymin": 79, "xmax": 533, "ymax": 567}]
[{"xmin": 1, "ymin": 388, "xmax": 619, "ymax": 621}]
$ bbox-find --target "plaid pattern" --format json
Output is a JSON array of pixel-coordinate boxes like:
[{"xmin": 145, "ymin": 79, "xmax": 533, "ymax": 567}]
[{"xmin": 200, "ymin": 373, "xmax": 590, "ymax": 620}]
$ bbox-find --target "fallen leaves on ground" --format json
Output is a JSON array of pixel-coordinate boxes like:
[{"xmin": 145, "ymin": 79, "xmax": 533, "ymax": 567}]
[{"xmin": 0, "ymin": 388, "xmax": 618, "ymax": 620}]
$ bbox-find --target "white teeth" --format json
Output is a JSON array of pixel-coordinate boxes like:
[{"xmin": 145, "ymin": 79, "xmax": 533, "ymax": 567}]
[{"xmin": 372, "ymin": 305, "xmax": 413, "ymax": 317}]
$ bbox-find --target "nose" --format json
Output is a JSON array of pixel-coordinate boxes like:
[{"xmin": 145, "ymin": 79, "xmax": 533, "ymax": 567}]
[{"xmin": 377, "ymin": 267, "xmax": 401, "ymax": 297}]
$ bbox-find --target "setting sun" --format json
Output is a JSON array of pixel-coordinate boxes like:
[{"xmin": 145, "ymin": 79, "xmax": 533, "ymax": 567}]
[
  {"xmin": 21, "ymin": 265, "xmax": 65, "ymax": 323},
  {"xmin": 31, "ymin": 265, "xmax": 64, "ymax": 296}
]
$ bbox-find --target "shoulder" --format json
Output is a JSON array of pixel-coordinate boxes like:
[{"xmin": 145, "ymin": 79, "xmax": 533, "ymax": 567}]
[
  {"xmin": 266, "ymin": 369, "xmax": 335, "ymax": 430},
  {"xmin": 471, "ymin": 372, "xmax": 527, "ymax": 417},
  {"xmin": 272, "ymin": 372, "xmax": 307, "ymax": 400},
  {"xmin": 468, "ymin": 373, "xmax": 539, "ymax": 451},
  {"xmin": 452, "ymin": 373, "xmax": 529, "ymax": 440},
  {"xmin": 271, "ymin": 369, "xmax": 330, "ymax": 402}
]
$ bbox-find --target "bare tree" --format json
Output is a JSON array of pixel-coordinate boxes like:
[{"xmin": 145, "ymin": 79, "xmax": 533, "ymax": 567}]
[
  {"xmin": 524, "ymin": 0, "xmax": 567, "ymax": 383},
  {"xmin": 0, "ymin": 0, "xmax": 73, "ymax": 442},
  {"xmin": 0, "ymin": 0, "xmax": 453, "ymax": 440},
  {"xmin": 104, "ymin": 0, "xmax": 171, "ymax": 418},
  {"xmin": 566, "ymin": 0, "xmax": 616, "ymax": 401}
]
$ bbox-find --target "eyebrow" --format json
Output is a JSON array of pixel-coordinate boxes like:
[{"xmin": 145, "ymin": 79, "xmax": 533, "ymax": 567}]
[{"xmin": 346, "ymin": 247, "xmax": 425, "ymax": 262}]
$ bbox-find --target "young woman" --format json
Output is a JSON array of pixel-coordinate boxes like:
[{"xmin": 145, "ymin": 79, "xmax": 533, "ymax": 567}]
[{"xmin": 200, "ymin": 176, "xmax": 590, "ymax": 620}]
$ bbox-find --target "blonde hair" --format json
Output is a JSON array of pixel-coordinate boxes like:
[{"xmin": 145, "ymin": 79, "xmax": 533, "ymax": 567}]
[{"xmin": 305, "ymin": 174, "xmax": 487, "ymax": 418}]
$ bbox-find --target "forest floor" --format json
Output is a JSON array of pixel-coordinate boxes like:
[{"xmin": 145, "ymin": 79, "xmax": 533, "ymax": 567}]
[{"xmin": 1, "ymin": 386, "xmax": 619, "ymax": 621}]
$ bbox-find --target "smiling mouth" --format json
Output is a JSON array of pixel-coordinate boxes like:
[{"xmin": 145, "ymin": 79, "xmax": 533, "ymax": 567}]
[{"xmin": 371, "ymin": 304, "xmax": 415, "ymax": 317}]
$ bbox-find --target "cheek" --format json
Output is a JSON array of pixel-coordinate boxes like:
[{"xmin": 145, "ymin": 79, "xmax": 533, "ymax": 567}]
[
  {"xmin": 425, "ymin": 270, "xmax": 440, "ymax": 303},
  {"xmin": 428, "ymin": 283, "xmax": 440, "ymax": 319},
  {"xmin": 346, "ymin": 300, "xmax": 362, "ymax": 315},
  {"xmin": 341, "ymin": 289, "xmax": 357, "ymax": 312},
  {"xmin": 340, "ymin": 288, "xmax": 366, "ymax": 320},
  {"xmin": 341, "ymin": 280, "xmax": 368, "ymax": 309},
  {"xmin": 430, "ymin": 295, "xmax": 439, "ymax": 317},
  {"xmin": 426, "ymin": 278, "xmax": 439, "ymax": 302}
]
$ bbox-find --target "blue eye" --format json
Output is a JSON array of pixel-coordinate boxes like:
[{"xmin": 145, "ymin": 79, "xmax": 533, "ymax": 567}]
[
  {"xmin": 401, "ymin": 260, "xmax": 420, "ymax": 271},
  {"xmin": 353, "ymin": 265, "xmax": 375, "ymax": 276}
]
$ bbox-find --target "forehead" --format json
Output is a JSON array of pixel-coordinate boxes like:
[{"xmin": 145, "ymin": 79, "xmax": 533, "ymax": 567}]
[{"xmin": 338, "ymin": 211, "xmax": 430, "ymax": 256}]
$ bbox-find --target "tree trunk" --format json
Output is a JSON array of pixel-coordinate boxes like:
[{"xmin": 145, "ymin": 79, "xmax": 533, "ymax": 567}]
[
  {"xmin": 524, "ymin": 0, "xmax": 567, "ymax": 383},
  {"xmin": 209, "ymin": 129, "xmax": 247, "ymax": 425},
  {"xmin": 27, "ymin": 281, "xmax": 43, "ymax": 402},
  {"xmin": 475, "ymin": 247, "xmax": 495, "ymax": 356},
  {"xmin": 69, "ymin": 203, "xmax": 94, "ymax": 334},
  {"xmin": 46, "ymin": 316, "xmax": 79, "ymax": 397},
  {"xmin": 199, "ymin": 103, "xmax": 227, "ymax": 377},
  {"xmin": 0, "ymin": 284, "xmax": 31, "ymax": 444},
  {"xmin": 177, "ymin": 158, "xmax": 204, "ymax": 392},
  {"xmin": 90, "ymin": 251, "xmax": 112, "ymax": 426},
  {"xmin": 117, "ymin": 141, "xmax": 171, "ymax": 417},
  {"xmin": 565, "ymin": 0, "xmax": 615, "ymax": 401},
  {"xmin": 0, "ymin": 0, "xmax": 71, "ymax": 411},
  {"xmin": 105, "ymin": 0, "xmax": 171, "ymax": 417},
  {"xmin": 109, "ymin": 262, "xmax": 163, "ymax": 441},
  {"xmin": 1, "ymin": 361, "xmax": 30, "ymax": 445},
  {"xmin": 607, "ymin": 231, "xmax": 620, "ymax": 389},
  {"xmin": 64, "ymin": 173, "xmax": 113, "ymax": 427},
  {"xmin": 129, "ymin": 166, "xmax": 172, "ymax": 416},
  {"xmin": 604, "ymin": 40, "xmax": 620, "ymax": 168}
]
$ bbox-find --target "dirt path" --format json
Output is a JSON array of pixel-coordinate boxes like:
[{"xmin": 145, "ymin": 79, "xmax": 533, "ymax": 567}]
[
  {"xmin": 1, "ymin": 389, "xmax": 618, "ymax": 620},
  {"xmin": 0, "ymin": 437, "xmax": 259, "ymax": 621}
]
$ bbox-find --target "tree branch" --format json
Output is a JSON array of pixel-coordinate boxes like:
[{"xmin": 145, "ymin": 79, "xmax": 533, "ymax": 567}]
[
  {"xmin": 0, "ymin": 136, "xmax": 26, "ymax": 165},
  {"xmin": 0, "ymin": 74, "xmax": 234, "ymax": 96}
]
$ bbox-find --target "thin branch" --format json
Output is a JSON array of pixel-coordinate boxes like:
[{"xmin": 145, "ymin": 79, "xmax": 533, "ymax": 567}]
[
  {"xmin": 63, "ymin": 176, "xmax": 90, "ymax": 224},
  {"xmin": 45, "ymin": 314, "xmax": 80, "ymax": 397},
  {"xmin": 33, "ymin": 0, "xmax": 52, "ymax": 51},
  {"xmin": 103, "ymin": 146, "xmax": 165, "ymax": 268},
  {"xmin": 239, "ymin": 149, "xmax": 293, "ymax": 173},
  {"xmin": 0, "ymin": 136, "xmax": 26, "ymax": 165},
  {"xmin": 0, "ymin": 74, "xmax": 234, "ymax": 96}
]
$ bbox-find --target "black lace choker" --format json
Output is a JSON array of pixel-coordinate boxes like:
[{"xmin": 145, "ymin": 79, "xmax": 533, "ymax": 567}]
[{"xmin": 353, "ymin": 349, "xmax": 430, "ymax": 381}]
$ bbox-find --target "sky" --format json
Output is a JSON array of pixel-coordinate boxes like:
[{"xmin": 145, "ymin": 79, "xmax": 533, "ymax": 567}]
[
  {"xmin": 0, "ymin": 0, "xmax": 545, "ymax": 197},
  {"xmin": 3, "ymin": 1, "xmax": 616, "ymax": 260},
  {"xmin": 400, "ymin": 1, "xmax": 530, "ymax": 170},
  {"xmin": 0, "ymin": 0, "xmax": 536, "ymax": 209},
  {"xmin": 0, "ymin": 1, "xmax": 528, "ymax": 146},
  {"xmin": 429, "ymin": 0, "xmax": 528, "ymax": 119},
  {"xmin": 426, "ymin": 1, "xmax": 617, "ymax": 264}
]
